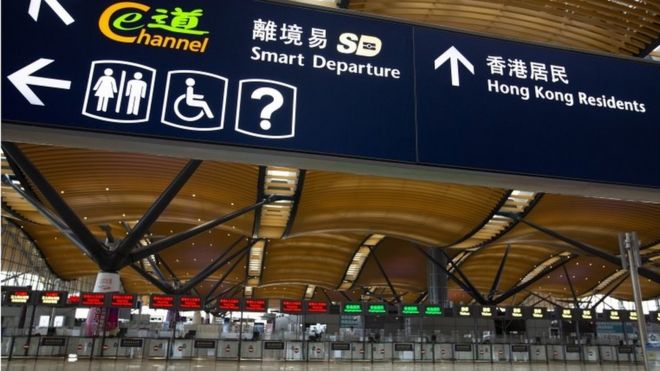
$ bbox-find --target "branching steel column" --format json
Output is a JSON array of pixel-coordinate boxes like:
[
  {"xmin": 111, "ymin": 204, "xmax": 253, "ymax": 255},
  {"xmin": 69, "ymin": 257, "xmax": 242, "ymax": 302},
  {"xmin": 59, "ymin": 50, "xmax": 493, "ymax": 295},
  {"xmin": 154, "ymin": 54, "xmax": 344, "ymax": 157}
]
[
  {"xmin": 367, "ymin": 245, "xmax": 400, "ymax": 303},
  {"xmin": 562, "ymin": 265, "xmax": 579, "ymax": 308},
  {"xmin": 130, "ymin": 264, "xmax": 175, "ymax": 293},
  {"xmin": 488, "ymin": 244, "xmax": 510, "ymax": 302},
  {"xmin": 124, "ymin": 196, "xmax": 285, "ymax": 267},
  {"xmin": 493, "ymin": 255, "xmax": 575, "ymax": 304},
  {"xmin": 590, "ymin": 273, "xmax": 630, "ymax": 310},
  {"xmin": 439, "ymin": 249, "xmax": 485, "ymax": 303},
  {"xmin": 205, "ymin": 249, "xmax": 250, "ymax": 304},
  {"xmin": 499, "ymin": 213, "xmax": 659, "ymax": 282},
  {"xmin": 320, "ymin": 288, "xmax": 333, "ymax": 303},
  {"xmin": 525, "ymin": 290, "xmax": 564, "ymax": 308},
  {"xmin": 2, "ymin": 142, "xmax": 110, "ymax": 269},
  {"xmin": 173, "ymin": 238, "xmax": 252, "ymax": 294},
  {"xmin": 415, "ymin": 246, "xmax": 487, "ymax": 304},
  {"xmin": 414, "ymin": 291, "xmax": 428, "ymax": 304},
  {"xmin": 112, "ymin": 160, "xmax": 201, "ymax": 267}
]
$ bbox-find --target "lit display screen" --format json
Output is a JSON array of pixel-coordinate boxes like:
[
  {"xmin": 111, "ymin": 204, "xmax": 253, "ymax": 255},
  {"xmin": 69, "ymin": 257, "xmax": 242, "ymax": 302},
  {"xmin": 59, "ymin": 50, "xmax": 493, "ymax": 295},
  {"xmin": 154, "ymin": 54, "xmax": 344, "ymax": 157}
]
[
  {"xmin": 6, "ymin": 290, "xmax": 31, "ymax": 305},
  {"xmin": 531, "ymin": 307, "xmax": 546, "ymax": 319},
  {"xmin": 628, "ymin": 311, "xmax": 638, "ymax": 321},
  {"xmin": 424, "ymin": 305, "xmax": 443, "ymax": 316},
  {"xmin": 580, "ymin": 309, "xmax": 594, "ymax": 320},
  {"xmin": 367, "ymin": 303, "xmax": 387, "ymax": 315},
  {"xmin": 150, "ymin": 294, "xmax": 176, "ymax": 309},
  {"xmin": 656, "ymin": 312, "xmax": 660, "ymax": 322},
  {"xmin": 305, "ymin": 301, "xmax": 328, "ymax": 313},
  {"xmin": 607, "ymin": 310, "xmax": 621, "ymax": 321},
  {"xmin": 561, "ymin": 309, "xmax": 574, "ymax": 319},
  {"xmin": 179, "ymin": 296, "xmax": 202, "ymax": 310},
  {"xmin": 400, "ymin": 304, "xmax": 421, "ymax": 316},
  {"xmin": 218, "ymin": 298, "xmax": 241, "ymax": 311},
  {"xmin": 281, "ymin": 300, "xmax": 304, "ymax": 314},
  {"xmin": 80, "ymin": 292, "xmax": 106, "ymax": 307},
  {"xmin": 343, "ymin": 303, "xmax": 363, "ymax": 314},
  {"xmin": 244, "ymin": 299, "xmax": 267, "ymax": 312},
  {"xmin": 511, "ymin": 307, "xmax": 524, "ymax": 318},
  {"xmin": 458, "ymin": 306, "xmax": 471, "ymax": 317},
  {"xmin": 38, "ymin": 291, "xmax": 67, "ymax": 306},
  {"xmin": 109, "ymin": 294, "xmax": 136, "ymax": 308},
  {"xmin": 67, "ymin": 295, "xmax": 80, "ymax": 305},
  {"xmin": 480, "ymin": 306, "xmax": 493, "ymax": 317}
]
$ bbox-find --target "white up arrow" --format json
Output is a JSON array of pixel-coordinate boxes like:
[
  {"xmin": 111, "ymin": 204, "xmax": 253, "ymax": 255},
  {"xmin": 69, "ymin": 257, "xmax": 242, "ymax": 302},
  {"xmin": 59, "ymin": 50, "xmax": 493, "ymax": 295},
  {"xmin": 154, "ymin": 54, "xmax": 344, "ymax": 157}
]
[
  {"xmin": 7, "ymin": 58, "xmax": 72, "ymax": 106},
  {"xmin": 434, "ymin": 46, "xmax": 474, "ymax": 87},
  {"xmin": 28, "ymin": 0, "xmax": 75, "ymax": 25}
]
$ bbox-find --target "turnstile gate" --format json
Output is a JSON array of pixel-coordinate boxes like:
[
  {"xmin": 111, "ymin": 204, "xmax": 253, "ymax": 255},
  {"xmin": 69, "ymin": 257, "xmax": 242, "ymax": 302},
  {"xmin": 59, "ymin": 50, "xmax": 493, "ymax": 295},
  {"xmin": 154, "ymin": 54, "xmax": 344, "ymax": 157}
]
[
  {"xmin": 192, "ymin": 339, "xmax": 216, "ymax": 359},
  {"xmin": 415, "ymin": 343, "xmax": 433, "ymax": 361},
  {"xmin": 392, "ymin": 343, "xmax": 414, "ymax": 361},
  {"xmin": 454, "ymin": 343, "xmax": 474, "ymax": 361},
  {"xmin": 217, "ymin": 340, "xmax": 238, "ymax": 359},
  {"xmin": 510, "ymin": 344, "xmax": 529, "ymax": 362},
  {"xmin": 307, "ymin": 342, "xmax": 327, "ymax": 361},
  {"xmin": 285, "ymin": 341, "xmax": 303, "ymax": 361},
  {"xmin": 241, "ymin": 340, "xmax": 263, "ymax": 360},
  {"xmin": 434, "ymin": 343, "xmax": 453, "ymax": 361}
]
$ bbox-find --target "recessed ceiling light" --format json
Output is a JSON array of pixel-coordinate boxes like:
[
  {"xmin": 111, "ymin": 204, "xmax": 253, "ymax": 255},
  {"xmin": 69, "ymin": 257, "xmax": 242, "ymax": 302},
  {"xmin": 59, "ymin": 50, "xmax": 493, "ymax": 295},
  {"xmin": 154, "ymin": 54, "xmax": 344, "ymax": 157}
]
[
  {"xmin": 105, "ymin": 187, "xmax": 110, "ymax": 191},
  {"xmin": 60, "ymin": 190, "xmax": 64, "ymax": 194},
  {"xmin": 192, "ymin": 194, "xmax": 196, "ymax": 198},
  {"xmin": 231, "ymin": 202, "xmax": 235, "ymax": 206}
]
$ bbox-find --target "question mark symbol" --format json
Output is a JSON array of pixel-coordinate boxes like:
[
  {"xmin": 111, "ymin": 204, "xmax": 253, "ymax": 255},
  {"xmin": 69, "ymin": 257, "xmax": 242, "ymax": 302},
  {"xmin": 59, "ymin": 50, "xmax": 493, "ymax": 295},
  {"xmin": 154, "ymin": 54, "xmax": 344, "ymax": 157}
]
[{"xmin": 251, "ymin": 87, "xmax": 284, "ymax": 131}]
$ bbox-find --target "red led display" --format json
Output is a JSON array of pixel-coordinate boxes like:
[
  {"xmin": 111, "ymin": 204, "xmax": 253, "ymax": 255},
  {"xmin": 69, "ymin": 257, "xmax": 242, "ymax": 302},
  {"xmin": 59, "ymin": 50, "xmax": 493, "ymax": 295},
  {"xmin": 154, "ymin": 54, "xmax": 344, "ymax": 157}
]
[
  {"xmin": 244, "ymin": 299, "xmax": 267, "ymax": 312},
  {"xmin": 80, "ymin": 293, "xmax": 106, "ymax": 307},
  {"xmin": 219, "ymin": 298, "xmax": 241, "ymax": 311},
  {"xmin": 179, "ymin": 296, "xmax": 202, "ymax": 310},
  {"xmin": 281, "ymin": 300, "xmax": 303, "ymax": 314},
  {"xmin": 109, "ymin": 294, "xmax": 136, "ymax": 308},
  {"xmin": 39, "ymin": 291, "xmax": 66, "ymax": 306},
  {"xmin": 306, "ymin": 301, "xmax": 329, "ymax": 314},
  {"xmin": 6, "ymin": 290, "xmax": 31, "ymax": 305},
  {"xmin": 150, "ymin": 294, "xmax": 176, "ymax": 309},
  {"xmin": 67, "ymin": 295, "xmax": 80, "ymax": 305}
]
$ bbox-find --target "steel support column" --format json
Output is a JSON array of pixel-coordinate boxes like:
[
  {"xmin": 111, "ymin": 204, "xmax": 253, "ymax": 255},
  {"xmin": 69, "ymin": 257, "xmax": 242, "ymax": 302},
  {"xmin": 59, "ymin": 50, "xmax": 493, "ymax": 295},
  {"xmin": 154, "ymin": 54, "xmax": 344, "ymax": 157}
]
[
  {"xmin": 590, "ymin": 273, "xmax": 629, "ymax": 310},
  {"xmin": 367, "ymin": 245, "xmax": 400, "ymax": 303},
  {"xmin": 426, "ymin": 247, "xmax": 447, "ymax": 305},
  {"xmin": 488, "ymin": 244, "xmax": 510, "ymax": 302},
  {"xmin": 562, "ymin": 265, "xmax": 580, "ymax": 307}
]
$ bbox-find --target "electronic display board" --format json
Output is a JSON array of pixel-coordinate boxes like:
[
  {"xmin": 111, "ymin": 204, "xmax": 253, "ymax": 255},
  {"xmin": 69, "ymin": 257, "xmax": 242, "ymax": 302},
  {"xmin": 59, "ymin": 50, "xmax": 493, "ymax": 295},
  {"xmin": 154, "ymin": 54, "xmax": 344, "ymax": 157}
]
[
  {"xmin": 577, "ymin": 309, "xmax": 594, "ymax": 320},
  {"xmin": 281, "ymin": 300, "xmax": 304, "ymax": 314},
  {"xmin": 343, "ymin": 302, "xmax": 363, "ymax": 314},
  {"xmin": 510, "ymin": 307, "xmax": 524, "ymax": 319},
  {"xmin": 179, "ymin": 296, "xmax": 202, "ymax": 310},
  {"xmin": 109, "ymin": 294, "xmax": 137, "ymax": 308},
  {"xmin": 5, "ymin": 290, "xmax": 31, "ymax": 305},
  {"xmin": 67, "ymin": 295, "xmax": 80, "ymax": 305},
  {"xmin": 561, "ymin": 308, "xmax": 574, "ymax": 320},
  {"xmin": 400, "ymin": 304, "xmax": 421, "ymax": 316},
  {"xmin": 424, "ymin": 305, "xmax": 443, "ymax": 316},
  {"xmin": 219, "ymin": 298, "xmax": 241, "ymax": 311},
  {"xmin": 655, "ymin": 312, "xmax": 660, "ymax": 323},
  {"xmin": 628, "ymin": 311, "xmax": 638, "ymax": 321},
  {"xmin": 150, "ymin": 294, "xmax": 176, "ymax": 309},
  {"xmin": 366, "ymin": 303, "xmax": 388, "ymax": 315},
  {"xmin": 244, "ymin": 299, "xmax": 267, "ymax": 312},
  {"xmin": 79, "ymin": 292, "xmax": 106, "ymax": 307},
  {"xmin": 606, "ymin": 310, "xmax": 622, "ymax": 321},
  {"xmin": 305, "ymin": 301, "xmax": 329, "ymax": 314},
  {"xmin": 37, "ymin": 291, "xmax": 67, "ymax": 306},
  {"xmin": 457, "ymin": 306, "xmax": 472, "ymax": 317},
  {"xmin": 480, "ymin": 306, "xmax": 494, "ymax": 318},
  {"xmin": 529, "ymin": 307, "xmax": 546, "ymax": 319}
]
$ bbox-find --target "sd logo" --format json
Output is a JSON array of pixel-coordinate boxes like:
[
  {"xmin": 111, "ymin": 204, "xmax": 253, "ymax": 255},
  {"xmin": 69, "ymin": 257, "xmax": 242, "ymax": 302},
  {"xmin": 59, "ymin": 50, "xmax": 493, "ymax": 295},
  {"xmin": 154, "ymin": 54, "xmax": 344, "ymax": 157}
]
[{"xmin": 235, "ymin": 79, "xmax": 297, "ymax": 139}]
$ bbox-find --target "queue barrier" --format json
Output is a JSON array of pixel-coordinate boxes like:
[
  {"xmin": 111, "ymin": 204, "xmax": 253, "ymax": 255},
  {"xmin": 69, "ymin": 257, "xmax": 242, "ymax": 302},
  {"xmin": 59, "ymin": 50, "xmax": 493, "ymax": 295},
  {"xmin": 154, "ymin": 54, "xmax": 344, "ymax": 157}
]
[{"xmin": 0, "ymin": 336, "xmax": 647, "ymax": 364}]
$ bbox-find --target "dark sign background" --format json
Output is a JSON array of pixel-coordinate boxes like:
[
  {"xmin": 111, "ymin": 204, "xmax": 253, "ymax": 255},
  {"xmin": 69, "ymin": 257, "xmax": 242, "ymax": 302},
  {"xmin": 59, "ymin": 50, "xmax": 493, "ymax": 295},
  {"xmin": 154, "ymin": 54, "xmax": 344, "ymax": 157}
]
[{"xmin": 2, "ymin": 0, "xmax": 659, "ymax": 189}]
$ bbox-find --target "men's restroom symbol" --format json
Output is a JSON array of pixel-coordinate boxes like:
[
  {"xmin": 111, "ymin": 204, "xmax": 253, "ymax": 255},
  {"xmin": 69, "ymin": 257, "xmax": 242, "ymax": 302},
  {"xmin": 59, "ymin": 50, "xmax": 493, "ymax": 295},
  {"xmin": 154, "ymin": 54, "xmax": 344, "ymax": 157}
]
[
  {"xmin": 82, "ymin": 60, "xmax": 156, "ymax": 124},
  {"xmin": 235, "ymin": 79, "xmax": 297, "ymax": 139},
  {"xmin": 162, "ymin": 70, "xmax": 228, "ymax": 131}
]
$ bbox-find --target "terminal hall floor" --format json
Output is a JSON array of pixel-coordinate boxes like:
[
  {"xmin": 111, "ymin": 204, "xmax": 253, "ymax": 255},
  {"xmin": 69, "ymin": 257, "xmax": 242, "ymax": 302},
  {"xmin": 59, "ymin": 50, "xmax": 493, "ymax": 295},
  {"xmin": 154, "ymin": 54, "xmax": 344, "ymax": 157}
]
[{"xmin": 0, "ymin": 360, "xmax": 656, "ymax": 371}]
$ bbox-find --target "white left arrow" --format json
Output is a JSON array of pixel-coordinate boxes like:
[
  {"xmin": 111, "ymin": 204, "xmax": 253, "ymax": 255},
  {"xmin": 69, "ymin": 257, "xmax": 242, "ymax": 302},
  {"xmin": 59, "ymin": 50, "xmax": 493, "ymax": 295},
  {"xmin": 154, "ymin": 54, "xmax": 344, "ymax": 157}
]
[
  {"xmin": 7, "ymin": 58, "xmax": 72, "ymax": 106},
  {"xmin": 28, "ymin": 0, "xmax": 75, "ymax": 25}
]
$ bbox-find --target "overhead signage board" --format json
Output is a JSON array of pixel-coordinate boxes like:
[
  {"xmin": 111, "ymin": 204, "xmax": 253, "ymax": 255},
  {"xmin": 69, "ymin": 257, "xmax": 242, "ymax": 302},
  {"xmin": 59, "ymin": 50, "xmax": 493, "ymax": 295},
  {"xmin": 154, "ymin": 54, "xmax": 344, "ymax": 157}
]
[
  {"xmin": 109, "ymin": 294, "xmax": 137, "ymax": 308},
  {"xmin": 178, "ymin": 296, "xmax": 202, "ymax": 310},
  {"xmin": 457, "ymin": 306, "xmax": 472, "ymax": 317},
  {"xmin": 400, "ymin": 304, "xmax": 421, "ymax": 316},
  {"xmin": 510, "ymin": 307, "xmax": 524, "ymax": 319},
  {"xmin": 480, "ymin": 306, "xmax": 494, "ymax": 318},
  {"xmin": 628, "ymin": 311, "xmax": 638, "ymax": 321},
  {"xmin": 2, "ymin": 0, "xmax": 659, "ymax": 190},
  {"xmin": 244, "ymin": 299, "xmax": 267, "ymax": 312},
  {"xmin": 218, "ymin": 298, "xmax": 241, "ymax": 311},
  {"xmin": 5, "ymin": 290, "xmax": 31, "ymax": 306},
  {"xmin": 305, "ymin": 301, "xmax": 329, "ymax": 314},
  {"xmin": 606, "ymin": 310, "xmax": 622, "ymax": 321},
  {"xmin": 281, "ymin": 300, "xmax": 304, "ymax": 314},
  {"xmin": 80, "ymin": 292, "xmax": 106, "ymax": 307},
  {"xmin": 343, "ymin": 303, "xmax": 363, "ymax": 315},
  {"xmin": 561, "ymin": 309, "xmax": 574, "ymax": 320},
  {"xmin": 529, "ymin": 307, "xmax": 546, "ymax": 319},
  {"xmin": 423, "ymin": 305, "xmax": 443, "ymax": 317},
  {"xmin": 150, "ymin": 294, "xmax": 176, "ymax": 309},
  {"xmin": 37, "ymin": 291, "xmax": 67, "ymax": 306},
  {"xmin": 366, "ymin": 303, "xmax": 387, "ymax": 315}
]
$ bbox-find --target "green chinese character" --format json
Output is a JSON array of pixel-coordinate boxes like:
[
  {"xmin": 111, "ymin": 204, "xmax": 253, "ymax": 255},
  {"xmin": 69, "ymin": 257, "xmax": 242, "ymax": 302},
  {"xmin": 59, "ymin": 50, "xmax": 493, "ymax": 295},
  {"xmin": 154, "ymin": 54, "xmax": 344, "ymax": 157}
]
[{"xmin": 147, "ymin": 8, "xmax": 209, "ymax": 35}]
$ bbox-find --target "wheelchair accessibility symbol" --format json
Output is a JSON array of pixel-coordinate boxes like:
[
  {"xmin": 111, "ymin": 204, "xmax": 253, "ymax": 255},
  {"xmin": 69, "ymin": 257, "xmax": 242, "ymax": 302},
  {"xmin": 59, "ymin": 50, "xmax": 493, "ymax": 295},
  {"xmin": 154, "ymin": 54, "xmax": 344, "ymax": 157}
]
[{"xmin": 161, "ymin": 70, "xmax": 228, "ymax": 131}]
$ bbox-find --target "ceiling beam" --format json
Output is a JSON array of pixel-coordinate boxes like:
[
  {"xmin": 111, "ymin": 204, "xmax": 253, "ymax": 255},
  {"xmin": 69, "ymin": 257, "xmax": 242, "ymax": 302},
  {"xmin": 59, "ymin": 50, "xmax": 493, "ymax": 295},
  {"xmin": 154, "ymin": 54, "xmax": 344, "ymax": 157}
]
[
  {"xmin": 367, "ymin": 245, "xmax": 400, "ymax": 303},
  {"xmin": 439, "ymin": 249, "xmax": 486, "ymax": 303},
  {"xmin": 111, "ymin": 160, "xmax": 201, "ymax": 267},
  {"xmin": 562, "ymin": 264, "xmax": 579, "ymax": 308},
  {"xmin": 590, "ymin": 273, "xmax": 630, "ymax": 310},
  {"xmin": 130, "ymin": 263, "xmax": 175, "ymax": 294},
  {"xmin": 282, "ymin": 169, "xmax": 306, "ymax": 238},
  {"xmin": 488, "ymin": 244, "xmax": 510, "ymax": 301}
]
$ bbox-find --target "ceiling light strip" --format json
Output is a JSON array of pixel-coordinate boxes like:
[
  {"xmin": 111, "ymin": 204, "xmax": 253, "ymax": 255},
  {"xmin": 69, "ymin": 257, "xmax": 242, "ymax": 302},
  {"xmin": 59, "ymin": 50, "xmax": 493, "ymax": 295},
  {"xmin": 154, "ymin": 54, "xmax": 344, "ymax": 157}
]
[{"xmin": 338, "ymin": 234, "xmax": 385, "ymax": 290}]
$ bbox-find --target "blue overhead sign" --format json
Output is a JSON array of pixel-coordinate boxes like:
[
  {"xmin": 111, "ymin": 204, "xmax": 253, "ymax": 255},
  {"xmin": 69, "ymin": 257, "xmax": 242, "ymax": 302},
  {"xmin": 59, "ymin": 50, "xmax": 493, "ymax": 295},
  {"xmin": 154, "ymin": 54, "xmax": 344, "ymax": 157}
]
[{"xmin": 2, "ymin": 0, "xmax": 659, "ymax": 188}]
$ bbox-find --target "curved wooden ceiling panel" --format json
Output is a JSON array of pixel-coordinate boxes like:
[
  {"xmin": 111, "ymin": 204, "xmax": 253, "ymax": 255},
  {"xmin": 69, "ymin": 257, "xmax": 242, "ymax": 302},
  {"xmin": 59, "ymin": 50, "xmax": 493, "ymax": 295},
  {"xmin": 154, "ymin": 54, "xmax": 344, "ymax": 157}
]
[
  {"xmin": 348, "ymin": 0, "xmax": 660, "ymax": 56},
  {"xmin": 289, "ymin": 171, "xmax": 507, "ymax": 246},
  {"xmin": 261, "ymin": 233, "xmax": 366, "ymax": 288},
  {"xmin": 254, "ymin": 284, "xmax": 306, "ymax": 300}
]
